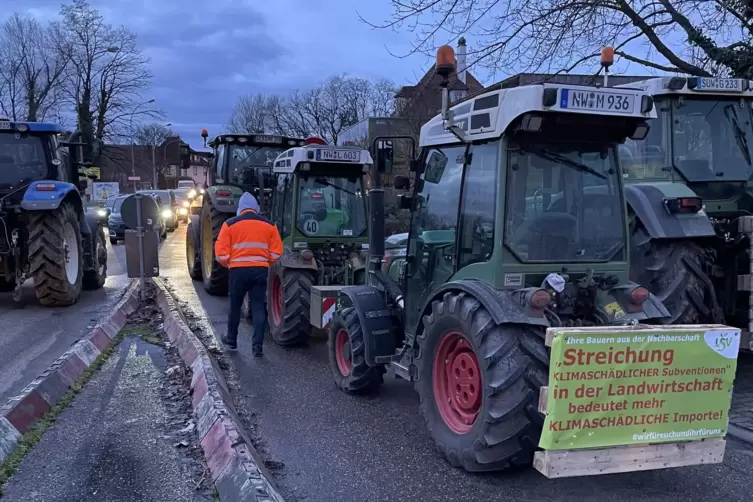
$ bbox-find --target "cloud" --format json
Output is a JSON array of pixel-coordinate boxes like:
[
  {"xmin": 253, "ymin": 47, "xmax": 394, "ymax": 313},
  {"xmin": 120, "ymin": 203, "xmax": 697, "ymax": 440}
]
[{"xmin": 2, "ymin": 0, "xmax": 442, "ymax": 146}]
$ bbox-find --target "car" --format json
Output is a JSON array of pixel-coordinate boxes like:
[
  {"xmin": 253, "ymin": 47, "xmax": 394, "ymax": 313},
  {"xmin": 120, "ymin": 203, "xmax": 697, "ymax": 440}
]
[
  {"xmin": 137, "ymin": 189, "xmax": 178, "ymax": 231},
  {"xmin": 107, "ymin": 195, "xmax": 129, "ymax": 245},
  {"xmin": 172, "ymin": 188, "xmax": 192, "ymax": 223}
]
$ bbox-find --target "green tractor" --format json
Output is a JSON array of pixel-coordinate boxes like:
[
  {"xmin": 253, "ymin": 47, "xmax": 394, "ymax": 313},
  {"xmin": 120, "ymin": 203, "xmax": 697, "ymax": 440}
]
[
  {"xmin": 326, "ymin": 48, "xmax": 673, "ymax": 470},
  {"xmin": 261, "ymin": 139, "xmax": 371, "ymax": 346},
  {"xmin": 614, "ymin": 76, "xmax": 753, "ymax": 349},
  {"xmin": 186, "ymin": 132, "xmax": 306, "ymax": 295}
]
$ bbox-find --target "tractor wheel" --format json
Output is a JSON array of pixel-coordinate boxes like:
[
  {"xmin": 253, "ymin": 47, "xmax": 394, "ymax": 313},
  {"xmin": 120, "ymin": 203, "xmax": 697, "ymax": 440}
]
[
  {"xmin": 200, "ymin": 203, "xmax": 230, "ymax": 295},
  {"xmin": 186, "ymin": 223, "xmax": 202, "ymax": 280},
  {"xmin": 328, "ymin": 307, "xmax": 386, "ymax": 394},
  {"xmin": 630, "ymin": 224, "xmax": 716, "ymax": 324},
  {"xmin": 83, "ymin": 229, "xmax": 107, "ymax": 290},
  {"xmin": 415, "ymin": 291, "xmax": 548, "ymax": 472},
  {"xmin": 267, "ymin": 261, "xmax": 314, "ymax": 346},
  {"xmin": 28, "ymin": 202, "xmax": 84, "ymax": 306}
]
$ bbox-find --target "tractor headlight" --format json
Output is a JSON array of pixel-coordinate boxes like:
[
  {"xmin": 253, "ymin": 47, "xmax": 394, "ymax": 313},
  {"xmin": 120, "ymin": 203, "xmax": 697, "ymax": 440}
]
[
  {"xmin": 97, "ymin": 208, "xmax": 107, "ymax": 217},
  {"xmin": 162, "ymin": 209, "xmax": 173, "ymax": 218},
  {"xmin": 199, "ymin": 188, "xmax": 205, "ymax": 194},
  {"xmin": 188, "ymin": 189, "xmax": 197, "ymax": 198},
  {"xmin": 178, "ymin": 208, "xmax": 188, "ymax": 215},
  {"xmin": 182, "ymin": 201, "xmax": 190, "ymax": 208}
]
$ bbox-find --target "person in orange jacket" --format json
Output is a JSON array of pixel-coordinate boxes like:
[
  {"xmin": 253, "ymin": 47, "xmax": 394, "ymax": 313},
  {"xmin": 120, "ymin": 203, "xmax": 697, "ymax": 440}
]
[{"xmin": 215, "ymin": 192, "xmax": 282, "ymax": 356}]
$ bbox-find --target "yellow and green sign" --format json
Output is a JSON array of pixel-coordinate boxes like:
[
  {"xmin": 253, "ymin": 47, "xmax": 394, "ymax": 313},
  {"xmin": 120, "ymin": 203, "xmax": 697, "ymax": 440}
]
[{"xmin": 539, "ymin": 327, "xmax": 740, "ymax": 450}]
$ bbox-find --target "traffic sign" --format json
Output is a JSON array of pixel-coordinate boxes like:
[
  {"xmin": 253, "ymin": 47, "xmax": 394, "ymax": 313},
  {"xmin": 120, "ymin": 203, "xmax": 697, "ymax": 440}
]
[
  {"xmin": 121, "ymin": 194, "xmax": 159, "ymax": 231},
  {"xmin": 128, "ymin": 176, "xmax": 141, "ymax": 181}
]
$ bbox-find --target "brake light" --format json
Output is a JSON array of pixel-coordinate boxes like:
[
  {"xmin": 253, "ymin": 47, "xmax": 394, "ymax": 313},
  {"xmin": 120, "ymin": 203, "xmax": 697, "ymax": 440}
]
[
  {"xmin": 664, "ymin": 197, "xmax": 702, "ymax": 214},
  {"xmin": 216, "ymin": 190, "xmax": 232, "ymax": 197},
  {"xmin": 630, "ymin": 286, "xmax": 649, "ymax": 305},
  {"xmin": 36, "ymin": 183, "xmax": 56, "ymax": 191},
  {"xmin": 311, "ymin": 193, "xmax": 323, "ymax": 199}
]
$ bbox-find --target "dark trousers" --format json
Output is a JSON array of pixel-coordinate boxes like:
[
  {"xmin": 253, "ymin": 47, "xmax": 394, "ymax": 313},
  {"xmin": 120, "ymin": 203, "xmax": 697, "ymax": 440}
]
[{"xmin": 227, "ymin": 266, "xmax": 268, "ymax": 348}]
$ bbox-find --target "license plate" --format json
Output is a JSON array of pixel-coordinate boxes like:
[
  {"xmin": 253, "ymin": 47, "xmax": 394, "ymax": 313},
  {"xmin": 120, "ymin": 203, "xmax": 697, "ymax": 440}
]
[
  {"xmin": 315, "ymin": 149, "xmax": 361, "ymax": 162},
  {"xmin": 560, "ymin": 89, "xmax": 635, "ymax": 114},
  {"xmin": 0, "ymin": 122, "xmax": 10, "ymax": 129},
  {"xmin": 696, "ymin": 78, "xmax": 743, "ymax": 91}
]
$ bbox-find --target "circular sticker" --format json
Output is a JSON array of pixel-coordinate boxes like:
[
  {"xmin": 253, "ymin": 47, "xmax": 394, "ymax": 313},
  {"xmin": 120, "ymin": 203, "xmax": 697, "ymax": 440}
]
[{"xmin": 304, "ymin": 219, "xmax": 319, "ymax": 235}]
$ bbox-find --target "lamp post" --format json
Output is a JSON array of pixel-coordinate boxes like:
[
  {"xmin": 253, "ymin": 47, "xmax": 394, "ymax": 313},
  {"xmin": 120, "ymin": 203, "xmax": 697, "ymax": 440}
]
[
  {"xmin": 152, "ymin": 122, "xmax": 171, "ymax": 189},
  {"xmin": 129, "ymin": 98, "xmax": 156, "ymax": 192}
]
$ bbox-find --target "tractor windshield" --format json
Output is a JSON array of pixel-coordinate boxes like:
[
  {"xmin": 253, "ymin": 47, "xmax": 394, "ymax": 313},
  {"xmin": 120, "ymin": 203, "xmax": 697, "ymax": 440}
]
[
  {"xmin": 296, "ymin": 175, "xmax": 366, "ymax": 238},
  {"xmin": 504, "ymin": 140, "xmax": 625, "ymax": 263},
  {"xmin": 671, "ymin": 98, "xmax": 753, "ymax": 182},
  {"xmin": 0, "ymin": 132, "xmax": 49, "ymax": 191},
  {"xmin": 228, "ymin": 145, "xmax": 287, "ymax": 189}
]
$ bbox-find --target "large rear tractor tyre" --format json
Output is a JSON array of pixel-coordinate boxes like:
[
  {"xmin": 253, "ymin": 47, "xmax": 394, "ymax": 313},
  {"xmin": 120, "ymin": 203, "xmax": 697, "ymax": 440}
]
[
  {"xmin": 82, "ymin": 229, "xmax": 107, "ymax": 290},
  {"xmin": 200, "ymin": 203, "xmax": 230, "ymax": 295},
  {"xmin": 328, "ymin": 307, "xmax": 386, "ymax": 394},
  {"xmin": 630, "ymin": 224, "xmax": 717, "ymax": 324},
  {"xmin": 415, "ymin": 291, "xmax": 548, "ymax": 472},
  {"xmin": 186, "ymin": 223, "xmax": 202, "ymax": 281},
  {"xmin": 267, "ymin": 262, "xmax": 314, "ymax": 346},
  {"xmin": 28, "ymin": 203, "xmax": 84, "ymax": 306}
]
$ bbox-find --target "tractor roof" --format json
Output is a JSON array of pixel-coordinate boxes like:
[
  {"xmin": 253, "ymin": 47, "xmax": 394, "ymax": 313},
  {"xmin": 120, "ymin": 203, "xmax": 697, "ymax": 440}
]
[
  {"xmin": 207, "ymin": 133, "xmax": 306, "ymax": 148},
  {"xmin": 613, "ymin": 76, "xmax": 753, "ymax": 98},
  {"xmin": 419, "ymin": 82, "xmax": 657, "ymax": 147},
  {"xmin": 0, "ymin": 118, "xmax": 63, "ymax": 134},
  {"xmin": 272, "ymin": 145, "xmax": 373, "ymax": 174}
]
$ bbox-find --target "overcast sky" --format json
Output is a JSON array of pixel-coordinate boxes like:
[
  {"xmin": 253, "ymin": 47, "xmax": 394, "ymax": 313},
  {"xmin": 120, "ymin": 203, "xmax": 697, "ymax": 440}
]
[{"xmin": 7, "ymin": 0, "xmax": 449, "ymax": 148}]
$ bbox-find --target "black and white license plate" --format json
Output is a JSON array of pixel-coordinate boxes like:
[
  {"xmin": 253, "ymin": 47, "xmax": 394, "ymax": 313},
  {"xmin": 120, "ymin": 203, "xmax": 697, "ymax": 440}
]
[
  {"xmin": 315, "ymin": 149, "xmax": 361, "ymax": 162},
  {"xmin": 561, "ymin": 89, "xmax": 635, "ymax": 114}
]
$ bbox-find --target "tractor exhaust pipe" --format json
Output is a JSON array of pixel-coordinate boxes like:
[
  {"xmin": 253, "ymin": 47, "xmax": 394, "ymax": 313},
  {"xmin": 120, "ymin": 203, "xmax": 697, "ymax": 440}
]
[{"xmin": 368, "ymin": 187, "xmax": 385, "ymax": 266}]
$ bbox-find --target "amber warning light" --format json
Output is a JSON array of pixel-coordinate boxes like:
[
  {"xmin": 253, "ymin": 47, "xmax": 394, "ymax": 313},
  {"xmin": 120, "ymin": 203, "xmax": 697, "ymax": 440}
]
[
  {"xmin": 601, "ymin": 47, "xmax": 614, "ymax": 68},
  {"xmin": 436, "ymin": 45, "xmax": 455, "ymax": 79}
]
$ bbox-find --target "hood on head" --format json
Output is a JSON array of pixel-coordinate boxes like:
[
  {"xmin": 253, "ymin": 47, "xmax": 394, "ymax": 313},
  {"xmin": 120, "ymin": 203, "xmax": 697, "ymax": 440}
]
[{"xmin": 237, "ymin": 192, "xmax": 259, "ymax": 216}]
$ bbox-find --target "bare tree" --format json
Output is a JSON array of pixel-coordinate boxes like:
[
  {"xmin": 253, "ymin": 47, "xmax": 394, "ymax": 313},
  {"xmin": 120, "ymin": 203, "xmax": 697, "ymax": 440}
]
[
  {"xmin": 57, "ymin": 0, "xmax": 157, "ymax": 156},
  {"xmin": 369, "ymin": 1, "xmax": 753, "ymax": 78},
  {"xmin": 133, "ymin": 122, "xmax": 173, "ymax": 146},
  {"xmin": 0, "ymin": 14, "xmax": 68, "ymax": 121},
  {"xmin": 226, "ymin": 75, "xmax": 399, "ymax": 143}
]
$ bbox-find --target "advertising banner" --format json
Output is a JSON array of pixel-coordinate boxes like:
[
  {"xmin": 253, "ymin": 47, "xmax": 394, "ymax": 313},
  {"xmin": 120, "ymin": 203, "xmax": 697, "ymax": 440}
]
[{"xmin": 540, "ymin": 327, "xmax": 740, "ymax": 450}]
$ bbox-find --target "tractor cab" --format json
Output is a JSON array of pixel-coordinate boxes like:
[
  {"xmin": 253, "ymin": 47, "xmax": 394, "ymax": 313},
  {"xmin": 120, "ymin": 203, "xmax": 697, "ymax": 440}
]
[
  {"xmin": 202, "ymin": 132, "xmax": 306, "ymax": 215},
  {"xmin": 269, "ymin": 142, "xmax": 371, "ymax": 283}
]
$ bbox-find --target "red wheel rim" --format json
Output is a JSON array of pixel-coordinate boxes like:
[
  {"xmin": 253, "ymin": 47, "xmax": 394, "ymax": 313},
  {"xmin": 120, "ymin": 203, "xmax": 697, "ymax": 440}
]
[
  {"xmin": 270, "ymin": 275, "xmax": 283, "ymax": 325},
  {"xmin": 432, "ymin": 331, "xmax": 481, "ymax": 434},
  {"xmin": 335, "ymin": 329, "xmax": 352, "ymax": 376}
]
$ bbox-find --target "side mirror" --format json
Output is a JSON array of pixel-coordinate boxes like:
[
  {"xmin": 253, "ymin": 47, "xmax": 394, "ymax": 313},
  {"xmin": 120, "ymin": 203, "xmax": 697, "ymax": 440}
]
[
  {"xmin": 375, "ymin": 141, "xmax": 394, "ymax": 174},
  {"xmin": 398, "ymin": 194, "xmax": 413, "ymax": 210},
  {"xmin": 409, "ymin": 159, "xmax": 421, "ymax": 172},
  {"xmin": 393, "ymin": 175, "xmax": 410, "ymax": 190}
]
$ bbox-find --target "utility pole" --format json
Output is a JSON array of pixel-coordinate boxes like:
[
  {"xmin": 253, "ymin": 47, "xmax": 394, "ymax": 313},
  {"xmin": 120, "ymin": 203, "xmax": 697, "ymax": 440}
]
[{"xmin": 151, "ymin": 145, "xmax": 157, "ymax": 189}]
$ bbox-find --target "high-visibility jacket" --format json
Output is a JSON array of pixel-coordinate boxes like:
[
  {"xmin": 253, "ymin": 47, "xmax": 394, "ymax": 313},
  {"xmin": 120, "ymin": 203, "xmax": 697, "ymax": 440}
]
[{"xmin": 214, "ymin": 209, "xmax": 283, "ymax": 268}]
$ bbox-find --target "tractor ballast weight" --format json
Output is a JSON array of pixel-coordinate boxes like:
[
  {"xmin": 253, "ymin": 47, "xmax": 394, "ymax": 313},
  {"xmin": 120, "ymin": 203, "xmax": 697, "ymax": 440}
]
[
  {"xmin": 614, "ymin": 76, "xmax": 753, "ymax": 349},
  {"xmin": 0, "ymin": 119, "xmax": 107, "ymax": 305},
  {"xmin": 260, "ymin": 141, "xmax": 373, "ymax": 346},
  {"xmin": 323, "ymin": 46, "xmax": 733, "ymax": 476},
  {"xmin": 185, "ymin": 132, "xmax": 306, "ymax": 295}
]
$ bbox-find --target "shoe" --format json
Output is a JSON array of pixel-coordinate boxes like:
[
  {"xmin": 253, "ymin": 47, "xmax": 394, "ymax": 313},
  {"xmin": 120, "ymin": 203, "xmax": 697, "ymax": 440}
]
[
  {"xmin": 252, "ymin": 346, "xmax": 263, "ymax": 357},
  {"xmin": 219, "ymin": 335, "xmax": 238, "ymax": 352}
]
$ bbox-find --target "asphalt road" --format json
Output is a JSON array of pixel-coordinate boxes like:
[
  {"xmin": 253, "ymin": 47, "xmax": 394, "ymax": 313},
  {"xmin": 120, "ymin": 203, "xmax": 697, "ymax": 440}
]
[{"xmin": 160, "ymin": 225, "xmax": 753, "ymax": 502}]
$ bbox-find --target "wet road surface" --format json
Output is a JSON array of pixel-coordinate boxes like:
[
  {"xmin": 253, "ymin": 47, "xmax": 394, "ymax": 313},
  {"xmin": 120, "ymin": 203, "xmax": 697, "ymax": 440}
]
[
  {"xmin": 2, "ymin": 335, "xmax": 211, "ymax": 502},
  {"xmin": 160, "ymin": 225, "xmax": 753, "ymax": 502},
  {"xmin": 0, "ymin": 237, "xmax": 132, "ymax": 405}
]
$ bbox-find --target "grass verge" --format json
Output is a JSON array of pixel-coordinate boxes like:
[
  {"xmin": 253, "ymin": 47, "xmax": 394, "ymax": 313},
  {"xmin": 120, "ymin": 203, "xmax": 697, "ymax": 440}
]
[{"xmin": 0, "ymin": 331, "xmax": 127, "ymax": 497}]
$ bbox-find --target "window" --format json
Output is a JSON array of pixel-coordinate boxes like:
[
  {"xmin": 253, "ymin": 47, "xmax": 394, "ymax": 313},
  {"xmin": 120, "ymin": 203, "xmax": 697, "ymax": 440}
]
[
  {"xmin": 621, "ymin": 106, "xmax": 670, "ymax": 181},
  {"xmin": 458, "ymin": 142, "xmax": 498, "ymax": 268},
  {"xmin": 504, "ymin": 139, "xmax": 625, "ymax": 263},
  {"xmin": 296, "ymin": 175, "xmax": 367, "ymax": 238},
  {"xmin": 228, "ymin": 145, "xmax": 287, "ymax": 186},
  {"xmin": 273, "ymin": 174, "xmax": 292, "ymax": 237},
  {"xmin": 214, "ymin": 145, "xmax": 226, "ymax": 181},
  {"xmin": 0, "ymin": 134, "xmax": 49, "ymax": 189}
]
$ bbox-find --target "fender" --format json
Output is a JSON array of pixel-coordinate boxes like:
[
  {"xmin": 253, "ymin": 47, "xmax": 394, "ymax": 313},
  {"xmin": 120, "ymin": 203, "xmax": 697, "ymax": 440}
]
[
  {"xmin": 278, "ymin": 250, "xmax": 319, "ymax": 273},
  {"xmin": 419, "ymin": 279, "xmax": 550, "ymax": 330},
  {"xmin": 21, "ymin": 181, "xmax": 83, "ymax": 213},
  {"xmin": 625, "ymin": 183, "xmax": 715, "ymax": 239},
  {"xmin": 337, "ymin": 285, "xmax": 395, "ymax": 366},
  {"xmin": 204, "ymin": 185, "xmax": 242, "ymax": 215}
]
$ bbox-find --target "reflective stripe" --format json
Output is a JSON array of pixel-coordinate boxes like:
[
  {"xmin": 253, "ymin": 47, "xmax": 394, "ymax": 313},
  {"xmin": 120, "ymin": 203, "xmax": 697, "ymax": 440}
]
[
  {"xmin": 232, "ymin": 241, "xmax": 269, "ymax": 250},
  {"xmin": 217, "ymin": 254, "xmax": 230, "ymax": 261},
  {"xmin": 270, "ymin": 252, "xmax": 281, "ymax": 259},
  {"xmin": 230, "ymin": 256, "xmax": 268, "ymax": 263}
]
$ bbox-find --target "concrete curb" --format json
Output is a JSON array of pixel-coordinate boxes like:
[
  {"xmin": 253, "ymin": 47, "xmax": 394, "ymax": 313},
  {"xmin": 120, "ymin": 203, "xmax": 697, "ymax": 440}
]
[
  {"xmin": 0, "ymin": 280, "xmax": 140, "ymax": 464},
  {"xmin": 727, "ymin": 423, "xmax": 753, "ymax": 446},
  {"xmin": 152, "ymin": 278, "xmax": 283, "ymax": 502}
]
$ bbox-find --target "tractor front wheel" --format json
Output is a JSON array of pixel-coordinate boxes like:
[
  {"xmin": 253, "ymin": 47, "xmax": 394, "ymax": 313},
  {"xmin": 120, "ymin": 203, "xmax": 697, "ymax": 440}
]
[
  {"xmin": 200, "ymin": 203, "xmax": 230, "ymax": 295},
  {"xmin": 83, "ymin": 229, "xmax": 107, "ymax": 290},
  {"xmin": 328, "ymin": 307, "xmax": 385, "ymax": 394},
  {"xmin": 186, "ymin": 222, "xmax": 202, "ymax": 280},
  {"xmin": 267, "ymin": 262, "xmax": 314, "ymax": 346},
  {"xmin": 415, "ymin": 291, "xmax": 548, "ymax": 472},
  {"xmin": 28, "ymin": 203, "xmax": 84, "ymax": 306}
]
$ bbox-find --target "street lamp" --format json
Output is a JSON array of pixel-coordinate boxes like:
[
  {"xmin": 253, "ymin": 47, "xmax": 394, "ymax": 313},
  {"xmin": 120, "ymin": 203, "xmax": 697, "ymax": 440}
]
[
  {"xmin": 129, "ymin": 98, "xmax": 156, "ymax": 192},
  {"xmin": 151, "ymin": 123, "xmax": 172, "ymax": 189}
]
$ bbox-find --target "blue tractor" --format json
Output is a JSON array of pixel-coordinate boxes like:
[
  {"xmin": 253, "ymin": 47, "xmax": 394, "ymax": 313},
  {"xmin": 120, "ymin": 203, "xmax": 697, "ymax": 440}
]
[{"xmin": 0, "ymin": 118, "xmax": 108, "ymax": 305}]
